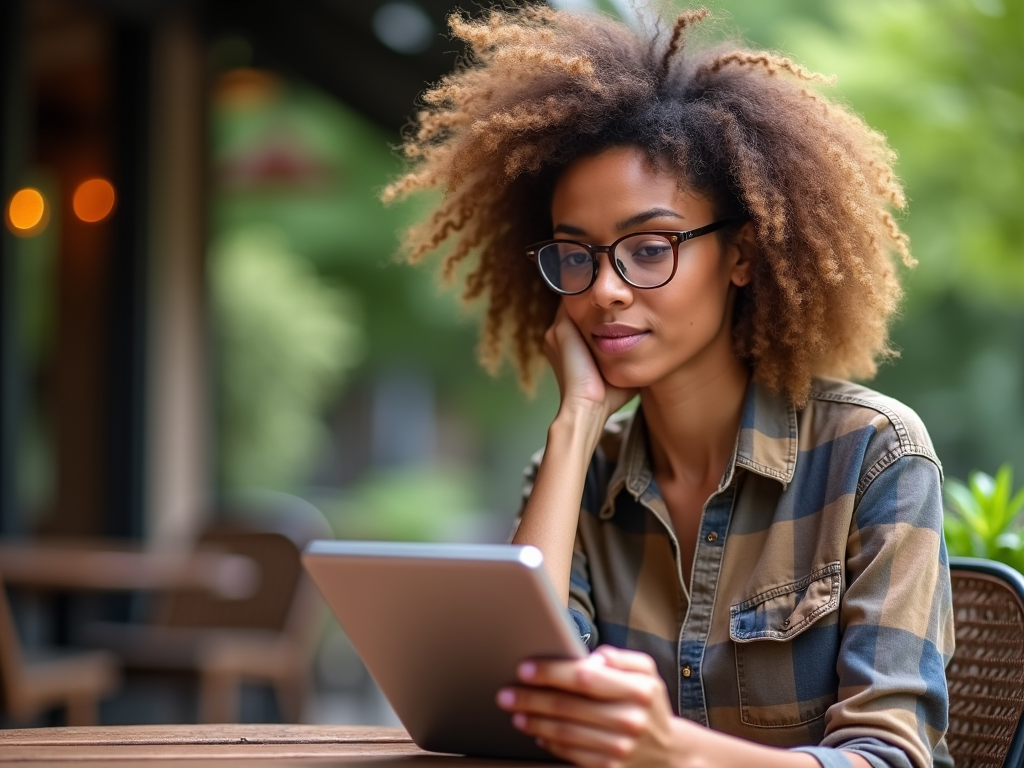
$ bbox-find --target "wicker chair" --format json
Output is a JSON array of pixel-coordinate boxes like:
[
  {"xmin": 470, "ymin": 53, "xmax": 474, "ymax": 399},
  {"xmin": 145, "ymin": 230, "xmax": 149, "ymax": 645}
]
[{"xmin": 946, "ymin": 557, "xmax": 1024, "ymax": 768}]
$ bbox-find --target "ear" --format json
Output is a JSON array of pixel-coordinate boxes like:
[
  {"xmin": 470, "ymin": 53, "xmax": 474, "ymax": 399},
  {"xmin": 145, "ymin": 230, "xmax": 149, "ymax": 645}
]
[{"xmin": 728, "ymin": 221, "xmax": 757, "ymax": 287}]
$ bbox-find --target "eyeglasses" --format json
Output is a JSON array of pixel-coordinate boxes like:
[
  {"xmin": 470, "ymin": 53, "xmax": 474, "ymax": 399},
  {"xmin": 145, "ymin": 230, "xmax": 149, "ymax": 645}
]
[{"xmin": 525, "ymin": 219, "xmax": 739, "ymax": 295}]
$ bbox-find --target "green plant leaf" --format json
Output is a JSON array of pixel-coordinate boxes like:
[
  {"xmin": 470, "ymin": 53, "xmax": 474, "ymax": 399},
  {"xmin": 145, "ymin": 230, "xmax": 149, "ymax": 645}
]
[
  {"xmin": 990, "ymin": 464, "xmax": 1014, "ymax": 531},
  {"xmin": 945, "ymin": 466, "xmax": 1024, "ymax": 571},
  {"xmin": 969, "ymin": 469, "xmax": 996, "ymax": 506},
  {"xmin": 1009, "ymin": 483, "xmax": 1024, "ymax": 523},
  {"xmin": 942, "ymin": 514, "xmax": 983, "ymax": 557},
  {"xmin": 995, "ymin": 530, "xmax": 1022, "ymax": 551},
  {"xmin": 945, "ymin": 478, "xmax": 989, "ymax": 537}
]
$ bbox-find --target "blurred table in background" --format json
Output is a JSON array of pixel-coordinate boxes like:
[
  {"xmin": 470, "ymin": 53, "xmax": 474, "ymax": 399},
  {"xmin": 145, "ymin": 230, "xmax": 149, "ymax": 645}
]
[
  {"xmin": 0, "ymin": 539, "xmax": 258, "ymax": 599},
  {"xmin": 0, "ymin": 724, "xmax": 535, "ymax": 765}
]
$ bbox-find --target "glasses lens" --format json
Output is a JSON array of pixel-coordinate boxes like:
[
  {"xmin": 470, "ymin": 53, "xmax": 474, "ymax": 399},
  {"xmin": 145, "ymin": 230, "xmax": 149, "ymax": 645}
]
[
  {"xmin": 537, "ymin": 242, "xmax": 594, "ymax": 294},
  {"xmin": 613, "ymin": 233, "xmax": 675, "ymax": 288}
]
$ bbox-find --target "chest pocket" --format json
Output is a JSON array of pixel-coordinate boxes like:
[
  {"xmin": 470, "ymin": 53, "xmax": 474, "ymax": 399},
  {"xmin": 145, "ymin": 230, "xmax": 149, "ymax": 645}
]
[{"xmin": 729, "ymin": 562, "xmax": 842, "ymax": 729}]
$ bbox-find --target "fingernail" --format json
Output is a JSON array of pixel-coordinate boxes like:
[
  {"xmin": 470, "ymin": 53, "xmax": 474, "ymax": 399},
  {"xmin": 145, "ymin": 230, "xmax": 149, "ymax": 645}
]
[
  {"xmin": 497, "ymin": 689, "xmax": 515, "ymax": 708},
  {"xmin": 513, "ymin": 713, "xmax": 528, "ymax": 729},
  {"xmin": 518, "ymin": 662, "xmax": 536, "ymax": 680}
]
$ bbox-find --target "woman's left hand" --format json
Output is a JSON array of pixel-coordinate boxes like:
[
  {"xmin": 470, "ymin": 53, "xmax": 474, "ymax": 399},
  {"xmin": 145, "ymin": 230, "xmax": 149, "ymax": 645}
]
[{"xmin": 496, "ymin": 645, "xmax": 680, "ymax": 768}]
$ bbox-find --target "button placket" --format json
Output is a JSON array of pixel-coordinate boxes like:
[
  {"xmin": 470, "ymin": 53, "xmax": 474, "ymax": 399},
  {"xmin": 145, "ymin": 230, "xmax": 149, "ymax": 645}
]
[{"xmin": 677, "ymin": 487, "xmax": 736, "ymax": 724}]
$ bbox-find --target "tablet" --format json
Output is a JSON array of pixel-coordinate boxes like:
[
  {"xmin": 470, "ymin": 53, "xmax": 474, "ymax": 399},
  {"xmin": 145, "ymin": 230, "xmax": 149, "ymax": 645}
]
[{"xmin": 302, "ymin": 540, "xmax": 588, "ymax": 760}]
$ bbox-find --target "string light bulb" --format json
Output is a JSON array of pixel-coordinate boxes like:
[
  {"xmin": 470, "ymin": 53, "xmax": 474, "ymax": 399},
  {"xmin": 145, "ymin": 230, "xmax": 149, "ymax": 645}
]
[
  {"xmin": 5, "ymin": 188, "xmax": 48, "ymax": 236},
  {"xmin": 73, "ymin": 178, "xmax": 116, "ymax": 223}
]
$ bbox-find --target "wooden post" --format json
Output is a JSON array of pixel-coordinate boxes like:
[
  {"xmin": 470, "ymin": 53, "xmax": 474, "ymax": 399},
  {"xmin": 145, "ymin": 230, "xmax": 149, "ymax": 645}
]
[{"xmin": 145, "ymin": 10, "xmax": 210, "ymax": 548}]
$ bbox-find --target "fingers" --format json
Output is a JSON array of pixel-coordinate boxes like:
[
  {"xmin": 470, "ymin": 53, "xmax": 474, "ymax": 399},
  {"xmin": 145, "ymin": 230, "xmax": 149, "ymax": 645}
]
[
  {"xmin": 497, "ymin": 684, "xmax": 648, "ymax": 736},
  {"xmin": 512, "ymin": 653, "xmax": 664, "ymax": 706},
  {"xmin": 496, "ymin": 674, "xmax": 666, "ymax": 768},
  {"xmin": 497, "ymin": 652, "xmax": 676, "ymax": 768},
  {"xmin": 544, "ymin": 306, "xmax": 592, "ymax": 374},
  {"xmin": 538, "ymin": 741, "xmax": 618, "ymax": 768},
  {"xmin": 516, "ymin": 712, "xmax": 640, "ymax": 760},
  {"xmin": 545, "ymin": 306, "xmax": 637, "ymax": 418},
  {"xmin": 593, "ymin": 646, "xmax": 660, "ymax": 675}
]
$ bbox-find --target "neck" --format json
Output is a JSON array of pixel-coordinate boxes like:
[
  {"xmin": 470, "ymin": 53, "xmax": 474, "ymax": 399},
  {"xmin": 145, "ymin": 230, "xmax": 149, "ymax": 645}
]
[{"xmin": 640, "ymin": 354, "xmax": 750, "ymax": 489}]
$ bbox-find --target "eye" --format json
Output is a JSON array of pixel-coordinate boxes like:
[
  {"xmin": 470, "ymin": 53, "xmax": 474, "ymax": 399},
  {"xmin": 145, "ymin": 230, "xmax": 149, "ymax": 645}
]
[
  {"xmin": 559, "ymin": 248, "xmax": 592, "ymax": 268},
  {"xmin": 629, "ymin": 240, "xmax": 672, "ymax": 261}
]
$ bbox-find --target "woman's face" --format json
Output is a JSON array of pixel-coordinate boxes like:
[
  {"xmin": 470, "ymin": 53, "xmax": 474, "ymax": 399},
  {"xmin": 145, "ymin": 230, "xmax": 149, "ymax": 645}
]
[{"xmin": 551, "ymin": 145, "xmax": 752, "ymax": 392}]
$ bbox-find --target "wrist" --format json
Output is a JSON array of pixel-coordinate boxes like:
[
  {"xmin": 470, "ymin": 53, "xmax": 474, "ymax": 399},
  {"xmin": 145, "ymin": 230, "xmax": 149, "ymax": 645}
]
[
  {"xmin": 548, "ymin": 407, "xmax": 607, "ymax": 460},
  {"xmin": 669, "ymin": 718, "xmax": 706, "ymax": 768}
]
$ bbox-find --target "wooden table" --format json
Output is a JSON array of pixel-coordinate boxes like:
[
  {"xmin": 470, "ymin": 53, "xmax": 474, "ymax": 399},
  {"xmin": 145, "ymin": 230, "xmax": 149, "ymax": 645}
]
[
  {"xmin": 0, "ymin": 539, "xmax": 258, "ymax": 599},
  {"xmin": 0, "ymin": 724, "xmax": 539, "ymax": 765}
]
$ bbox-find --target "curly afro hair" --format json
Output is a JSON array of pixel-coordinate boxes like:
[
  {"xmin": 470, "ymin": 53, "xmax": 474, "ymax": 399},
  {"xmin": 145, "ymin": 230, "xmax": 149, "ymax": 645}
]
[{"xmin": 383, "ymin": 5, "xmax": 913, "ymax": 406}]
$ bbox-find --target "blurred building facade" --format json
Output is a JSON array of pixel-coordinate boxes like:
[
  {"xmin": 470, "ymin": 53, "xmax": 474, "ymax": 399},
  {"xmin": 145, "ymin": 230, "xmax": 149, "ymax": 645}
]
[{"xmin": 0, "ymin": 0, "xmax": 495, "ymax": 543}]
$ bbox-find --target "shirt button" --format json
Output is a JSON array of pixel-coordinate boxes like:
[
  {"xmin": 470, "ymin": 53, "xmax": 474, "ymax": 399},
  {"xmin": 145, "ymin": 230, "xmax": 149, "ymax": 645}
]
[
  {"xmin": 682, "ymin": 665, "xmax": 692, "ymax": 678},
  {"xmin": 705, "ymin": 531, "xmax": 718, "ymax": 543}
]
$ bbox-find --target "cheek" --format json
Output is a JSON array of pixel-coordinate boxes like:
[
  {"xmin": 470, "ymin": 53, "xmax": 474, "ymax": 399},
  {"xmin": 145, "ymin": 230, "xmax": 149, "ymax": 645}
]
[
  {"xmin": 560, "ymin": 296, "xmax": 589, "ymax": 328},
  {"xmin": 647, "ymin": 283, "xmax": 726, "ymax": 333},
  {"xmin": 663, "ymin": 261, "xmax": 734, "ymax": 318}
]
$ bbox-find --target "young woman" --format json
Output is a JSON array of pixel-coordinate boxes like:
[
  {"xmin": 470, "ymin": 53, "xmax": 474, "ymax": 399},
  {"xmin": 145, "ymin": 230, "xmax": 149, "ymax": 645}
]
[{"xmin": 385, "ymin": 7, "xmax": 953, "ymax": 768}]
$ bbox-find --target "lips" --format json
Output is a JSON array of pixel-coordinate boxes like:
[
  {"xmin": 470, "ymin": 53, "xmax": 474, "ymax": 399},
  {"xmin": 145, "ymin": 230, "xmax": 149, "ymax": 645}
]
[{"xmin": 591, "ymin": 323, "xmax": 649, "ymax": 354}]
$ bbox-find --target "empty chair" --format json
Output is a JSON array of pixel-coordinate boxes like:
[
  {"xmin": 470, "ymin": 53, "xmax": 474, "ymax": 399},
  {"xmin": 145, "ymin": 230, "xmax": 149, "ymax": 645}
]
[
  {"xmin": 84, "ymin": 498, "xmax": 330, "ymax": 723},
  {"xmin": 0, "ymin": 567, "xmax": 120, "ymax": 726},
  {"xmin": 945, "ymin": 557, "xmax": 1024, "ymax": 768}
]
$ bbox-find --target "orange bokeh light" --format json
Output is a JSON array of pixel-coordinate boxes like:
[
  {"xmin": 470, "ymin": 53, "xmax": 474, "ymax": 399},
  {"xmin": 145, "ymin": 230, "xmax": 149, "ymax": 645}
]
[
  {"xmin": 73, "ymin": 178, "xmax": 116, "ymax": 223},
  {"xmin": 6, "ymin": 188, "xmax": 47, "ymax": 235}
]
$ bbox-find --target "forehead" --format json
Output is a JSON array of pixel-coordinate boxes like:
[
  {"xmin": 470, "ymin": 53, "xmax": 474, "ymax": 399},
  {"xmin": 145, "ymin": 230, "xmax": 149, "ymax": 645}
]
[{"xmin": 551, "ymin": 146, "xmax": 710, "ymax": 228}]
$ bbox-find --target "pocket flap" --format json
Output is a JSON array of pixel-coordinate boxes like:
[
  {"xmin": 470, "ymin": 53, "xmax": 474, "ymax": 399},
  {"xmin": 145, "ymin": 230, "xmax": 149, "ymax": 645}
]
[{"xmin": 729, "ymin": 562, "xmax": 841, "ymax": 642}]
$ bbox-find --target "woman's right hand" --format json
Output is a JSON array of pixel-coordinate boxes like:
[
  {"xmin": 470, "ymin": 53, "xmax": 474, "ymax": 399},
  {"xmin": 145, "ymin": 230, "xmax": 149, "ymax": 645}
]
[{"xmin": 544, "ymin": 304, "xmax": 636, "ymax": 423}]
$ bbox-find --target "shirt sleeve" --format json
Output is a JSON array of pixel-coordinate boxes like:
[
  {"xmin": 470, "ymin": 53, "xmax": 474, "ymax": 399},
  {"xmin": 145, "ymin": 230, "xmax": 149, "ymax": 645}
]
[
  {"xmin": 815, "ymin": 454, "xmax": 955, "ymax": 768},
  {"xmin": 568, "ymin": 532, "xmax": 599, "ymax": 650}
]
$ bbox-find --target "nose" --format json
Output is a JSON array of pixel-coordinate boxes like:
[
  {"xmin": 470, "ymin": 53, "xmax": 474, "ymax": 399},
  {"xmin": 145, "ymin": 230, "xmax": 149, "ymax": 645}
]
[{"xmin": 589, "ymin": 250, "xmax": 633, "ymax": 309}]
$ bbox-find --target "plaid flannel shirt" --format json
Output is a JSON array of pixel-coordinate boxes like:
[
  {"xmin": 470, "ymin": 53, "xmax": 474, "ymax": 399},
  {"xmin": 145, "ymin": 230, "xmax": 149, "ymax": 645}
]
[{"xmin": 519, "ymin": 378, "xmax": 954, "ymax": 768}]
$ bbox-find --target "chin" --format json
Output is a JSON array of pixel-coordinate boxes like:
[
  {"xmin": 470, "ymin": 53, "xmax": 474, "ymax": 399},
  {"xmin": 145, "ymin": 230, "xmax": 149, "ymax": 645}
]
[{"xmin": 599, "ymin": 362, "xmax": 658, "ymax": 391}]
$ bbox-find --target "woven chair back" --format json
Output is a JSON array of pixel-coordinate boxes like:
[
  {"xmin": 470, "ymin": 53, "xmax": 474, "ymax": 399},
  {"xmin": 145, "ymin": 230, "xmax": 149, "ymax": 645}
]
[{"xmin": 946, "ymin": 558, "xmax": 1024, "ymax": 768}]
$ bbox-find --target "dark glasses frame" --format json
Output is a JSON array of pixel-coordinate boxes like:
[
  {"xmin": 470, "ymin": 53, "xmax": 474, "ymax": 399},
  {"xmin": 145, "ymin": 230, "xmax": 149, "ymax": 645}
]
[{"xmin": 525, "ymin": 218, "xmax": 741, "ymax": 295}]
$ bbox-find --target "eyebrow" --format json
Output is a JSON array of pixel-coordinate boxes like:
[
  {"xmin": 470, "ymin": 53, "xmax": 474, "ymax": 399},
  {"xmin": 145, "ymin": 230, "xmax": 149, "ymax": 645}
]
[{"xmin": 552, "ymin": 207, "xmax": 686, "ymax": 237}]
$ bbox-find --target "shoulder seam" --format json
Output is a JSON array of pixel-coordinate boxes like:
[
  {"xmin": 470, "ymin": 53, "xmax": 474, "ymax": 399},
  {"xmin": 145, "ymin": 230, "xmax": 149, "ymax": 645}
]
[
  {"xmin": 808, "ymin": 389, "xmax": 913, "ymax": 448},
  {"xmin": 808, "ymin": 388, "xmax": 943, "ymax": 493},
  {"xmin": 856, "ymin": 446, "xmax": 943, "ymax": 500}
]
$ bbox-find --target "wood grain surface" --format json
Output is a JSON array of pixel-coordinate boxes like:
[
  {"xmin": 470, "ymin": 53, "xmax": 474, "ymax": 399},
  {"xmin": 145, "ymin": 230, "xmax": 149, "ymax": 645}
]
[{"xmin": 0, "ymin": 724, "xmax": 537, "ymax": 766}]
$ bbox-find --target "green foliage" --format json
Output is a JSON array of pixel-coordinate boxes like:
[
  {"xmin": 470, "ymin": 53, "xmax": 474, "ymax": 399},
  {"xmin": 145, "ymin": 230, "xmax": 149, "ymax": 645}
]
[
  {"xmin": 944, "ymin": 465, "xmax": 1024, "ymax": 571},
  {"xmin": 709, "ymin": 0, "xmax": 1024, "ymax": 484},
  {"xmin": 212, "ymin": 226, "xmax": 364, "ymax": 490},
  {"xmin": 210, "ymin": 79, "xmax": 422, "ymax": 271},
  {"xmin": 779, "ymin": 0, "xmax": 1024, "ymax": 303},
  {"xmin": 318, "ymin": 466, "xmax": 484, "ymax": 542}
]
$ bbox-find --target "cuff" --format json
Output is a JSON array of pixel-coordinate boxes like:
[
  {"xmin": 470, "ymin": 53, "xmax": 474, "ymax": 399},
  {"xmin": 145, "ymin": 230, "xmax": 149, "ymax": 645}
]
[
  {"xmin": 791, "ymin": 746, "xmax": 858, "ymax": 768},
  {"xmin": 567, "ymin": 608, "xmax": 597, "ymax": 650}
]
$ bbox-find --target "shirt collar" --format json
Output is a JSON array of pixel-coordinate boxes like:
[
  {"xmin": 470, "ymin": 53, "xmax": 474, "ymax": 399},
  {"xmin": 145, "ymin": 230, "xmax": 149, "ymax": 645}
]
[
  {"xmin": 731, "ymin": 379, "xmax": 799, "ymax": 487},
  {"xmin": 597, "ymin": 380, "xmax": 798, "ymax": 520}
]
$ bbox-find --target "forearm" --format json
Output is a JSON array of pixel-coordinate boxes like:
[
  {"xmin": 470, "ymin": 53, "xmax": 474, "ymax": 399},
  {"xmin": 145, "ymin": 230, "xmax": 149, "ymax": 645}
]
[
  {"xmin": 672, "ymin": 720, "xmax": 871, "ymax": 768},
  {"xmin": 512, "ymin": 408, "xmax": 607, "ymax": 601}
]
